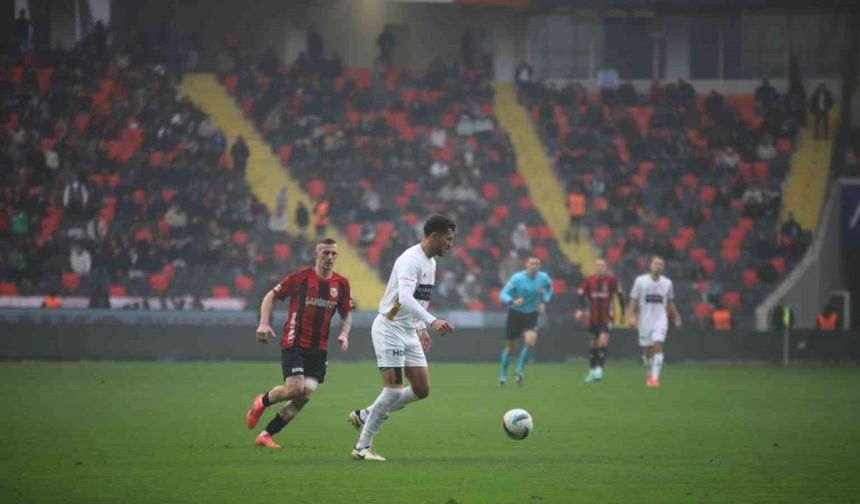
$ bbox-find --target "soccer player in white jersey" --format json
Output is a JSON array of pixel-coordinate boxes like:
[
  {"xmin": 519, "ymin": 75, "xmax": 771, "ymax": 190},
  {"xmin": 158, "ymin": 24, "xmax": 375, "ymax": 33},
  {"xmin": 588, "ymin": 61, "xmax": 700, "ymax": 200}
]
[
  {"xmin": 626, "ymin": 256, "xmax": 682, "ymax": 388},
  {"xmin": 348, "ymin": 215, "xmax": 456, "ymax": 461}
]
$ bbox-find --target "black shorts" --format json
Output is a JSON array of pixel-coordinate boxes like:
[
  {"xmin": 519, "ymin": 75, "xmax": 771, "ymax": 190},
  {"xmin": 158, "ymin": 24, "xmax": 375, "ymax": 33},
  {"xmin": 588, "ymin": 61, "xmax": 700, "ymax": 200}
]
[
  {"xmin": 506, "ymin": 310, "xmax": 539, "ymax": 340},
  {"xmin": 281, "ymin": 347, "xmax": 327, "ymax": 383},
  {"xmin": 588, "ymin": 322, "xmax": 612, "ymax": 337}
]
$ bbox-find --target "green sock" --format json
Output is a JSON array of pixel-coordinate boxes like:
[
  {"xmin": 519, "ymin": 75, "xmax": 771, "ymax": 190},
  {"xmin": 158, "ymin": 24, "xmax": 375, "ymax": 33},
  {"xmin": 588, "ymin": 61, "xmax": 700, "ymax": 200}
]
[
  {"xmin": 515, "ymin": 347, "xmax": 531, "ymax": 375},
  {"xmin": 500, "ymin": 351, "xmax": 511, "ymax": 380}
]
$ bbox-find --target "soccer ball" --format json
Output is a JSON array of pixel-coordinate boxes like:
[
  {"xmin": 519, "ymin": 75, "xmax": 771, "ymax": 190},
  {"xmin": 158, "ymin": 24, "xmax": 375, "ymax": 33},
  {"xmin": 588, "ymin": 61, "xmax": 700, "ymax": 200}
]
[{"xmin": 502, "ymin": 408, "xmax": 533, "ymax": 440}]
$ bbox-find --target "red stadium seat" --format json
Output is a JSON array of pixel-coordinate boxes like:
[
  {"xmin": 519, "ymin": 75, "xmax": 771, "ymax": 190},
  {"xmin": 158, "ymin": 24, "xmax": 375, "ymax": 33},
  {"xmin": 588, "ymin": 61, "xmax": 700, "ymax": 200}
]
[
  {"xmin": 212, "ymin": 286, "xmax": 231, "ymax": 299},
  {"xmin": 482, "ymin": 182, "xmax": 500, "ymax": 201},
  {"xmin": 552, "ymin": 279, "xmax": 568, "ymax": 294},
  {"xmin": 730, "ymin": 198, "xmax": 744, "ymax": 211},
  {"xmin": 627, "ymin": 226, "xmax": 645, "ymax": 241},
  {"xmin": 593, "ymin": 225, "xmax": 612, "ymax": 247},
  {"xmin": 395, "ymin": 195, "xmax": 408, "ymax": 210},
  {"xmin": 509, "ymin": 173, "xmax": 525, "ymax": 188},
  {"xmin": 695, "ymin": 281, "xmax": 710, "ymax": 295},
  {"xmin": 721, "ymin": 247, "xmax": 740, "ymax": 265},
  {"xmin": 701, "ymin": 258, "xmax": 716, "ymax": 275},
  {"xmin": 699, "ymin": 186, "xmax": 716, "ymax": 205},
  {"xmin": 466, "ymin": 300, "xmax": 486, "ymax": 312},
  {"xmin": 232, "ymin": 231, "xmax": 249, "ymax": 246},
  {"xmin": 656, "ymin": 217, "xmax": 672, "ymax": 234},
  {"xmin": 722, "ymin": 291, "xmax": 741, "ymax": 309},
  {"xmin": 632, "ymin": 173, "xmax": 648, "ymax": 189},
  {"xmin": 776, "ymin": 138, "xmax": 793, "ymax": 156},
  {"xmin": 593, "ymin": 197, "xmax": 609, "ymax": 212},
  {"xmin": 677, "ymin": 227, "xmax": 695, "ymax": 242},
  {"xmin": 161, "ymin": 263, "xmax": 176, "ymax": 279},
  {"xmin": 0, "ymin": 282, "xmax": 18, "ymax": 296},
  {"xmin": 694, "ymin": 302, "xmax": 713, "ymax": 323},
  {"xmin": 738, "ymin": 217, "xmax": 754, "ymax": 232},
  {"xmin": 347, "ymin": 223, "xmax": 361, "ymax": 245},
  {"xmin": 689, "ymin": 248, "xmax": 707, "ymax": 264},
  {"xmin": 273, "ymin": 243, "xmax": 292, "ymax": 262},
  {"xmin": 606, "ymin": 247, "xmax": 623, "ymax": 267},
  {"xmin": 235, "ymin": 275, "xmax": 254, "ymax": 294},
  {"xmin": 403, "ymin": 182, "xmax": 420, "ymax": 196},
  {"xmin": 490, "ymin": 288, "xmax": 503, "ymax": 308},
  {"xmin": 307, "ymin": 180, "xmax": 326, "ymax": 200},
  {"xmin": 62, "ymin": 272, "xmax": 80, "ymax": 292},
  {"xmin": 366, "ymin": 246, "xmax": 382, "ymax": 267},
  {"xmin": 770, "ymin": 257, "xmax": 787, "ymax": 275},
  {"xmin": 465, "ymin": 235, "xmax": 482, "ymax": 248},
  {"xmin": 149, "ymin": 274, "xmax": 169, "ymax": 295},
  {"xmin": 739, "ymin": 162, "xmax": 753, "ymax": 180},
  {"xmin": 532, "ymin": 246, "xmax": 550, "ymax": 262},
  {"xmin": 671, "ymin": 237, "xmax": 690, "ymax": 253},
  {"xmin": 108, "ymin": 284, "xmax": 127, "ymax": 297},
  {"xmin": 741, "ymin": 269, "xmax": 759, "ymax": 287},
  {"xmin": 525, "ymin": 226, "xmax": 540, "ymax": 239},
  {"xmin": 279, "ymin": 145, "xmax": 292, "ymax": 166},
  {"xmin": 518, "ymin": 197, "xmax": 534, "ymax": 210},
  {"xmin": 225, "ymin": 75, "xmax": 238, "ymax": 95},
  {"xmin": 682, "ymin": 174, "xmax": 699, "ymax": 189},
  {"xmin": 753, "ymin": 161, "xmax": 769, "ymax": 181},
  {"xmin": 538, "ymin": 226, "xmax": 554, "ymax": 242},
  {"xmin": 493, "ymin": 205, "xmax": 511, "ymax": 221}
]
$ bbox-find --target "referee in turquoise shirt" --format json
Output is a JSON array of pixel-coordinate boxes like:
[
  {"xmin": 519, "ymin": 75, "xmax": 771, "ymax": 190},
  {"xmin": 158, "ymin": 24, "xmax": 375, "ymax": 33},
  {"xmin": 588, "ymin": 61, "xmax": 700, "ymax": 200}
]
[{"xmin": 498, "ymin": 256, "xmax": 552, "ymax": 386}]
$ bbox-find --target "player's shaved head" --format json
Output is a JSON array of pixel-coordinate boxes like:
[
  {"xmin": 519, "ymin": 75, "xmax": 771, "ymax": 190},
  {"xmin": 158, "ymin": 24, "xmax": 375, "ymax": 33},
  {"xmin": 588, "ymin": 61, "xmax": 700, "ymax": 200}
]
[
  {"xmin": 314, "ymin": 239, "xmax": 338, "ymax": 275},
  {"xmin": 595, "ymin": 258, "xmax": 607, "ymax": 275}
]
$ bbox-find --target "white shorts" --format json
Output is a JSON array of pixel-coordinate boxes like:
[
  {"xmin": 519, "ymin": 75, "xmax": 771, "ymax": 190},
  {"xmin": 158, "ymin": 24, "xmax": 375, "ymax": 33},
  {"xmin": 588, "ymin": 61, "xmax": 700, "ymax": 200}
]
[
  {"xmin": 372, "ymin": 314, "xmax": 428, "ymax": 368},
  {"xmin": 638, "ymin": 324, "xmax": 668, "ymax": 347}
]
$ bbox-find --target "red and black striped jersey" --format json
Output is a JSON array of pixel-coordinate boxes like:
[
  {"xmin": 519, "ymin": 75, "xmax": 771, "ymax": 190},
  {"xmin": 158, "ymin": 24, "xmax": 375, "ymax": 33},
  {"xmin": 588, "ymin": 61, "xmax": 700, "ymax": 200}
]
[
  {"xmin": 577, "ymin": 274, "xmax": 623, "ymax": 325},
  {"xmin": 272, "ymin": 268, "xmax": 351, "ymax": 351}
]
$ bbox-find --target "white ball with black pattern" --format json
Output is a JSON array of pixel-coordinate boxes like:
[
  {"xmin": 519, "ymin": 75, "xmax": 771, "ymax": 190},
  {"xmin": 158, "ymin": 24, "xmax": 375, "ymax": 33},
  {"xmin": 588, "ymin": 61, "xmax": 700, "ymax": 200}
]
[{"xmin": 502, "ymin": 408, "xmax": 534, "ymax": 440}]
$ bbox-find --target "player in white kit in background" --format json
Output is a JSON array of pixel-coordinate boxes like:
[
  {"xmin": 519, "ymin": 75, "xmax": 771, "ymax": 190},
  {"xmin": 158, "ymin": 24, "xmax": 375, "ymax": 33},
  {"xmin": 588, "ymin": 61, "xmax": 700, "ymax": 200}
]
[
  {"xmin": 348, "ymin": 215, "xmax": 456, "ymax": 461},
  {"xmin": 626, "ymin": 256, "xmax": 682, "ymax": 388}
]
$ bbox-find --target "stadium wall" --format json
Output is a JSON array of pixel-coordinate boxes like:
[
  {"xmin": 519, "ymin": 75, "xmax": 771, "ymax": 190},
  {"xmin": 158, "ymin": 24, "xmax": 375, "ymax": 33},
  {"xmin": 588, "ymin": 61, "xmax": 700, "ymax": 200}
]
[{"xmin": 2, "ymin": 310, "xmax": 857, "ymax": 364}]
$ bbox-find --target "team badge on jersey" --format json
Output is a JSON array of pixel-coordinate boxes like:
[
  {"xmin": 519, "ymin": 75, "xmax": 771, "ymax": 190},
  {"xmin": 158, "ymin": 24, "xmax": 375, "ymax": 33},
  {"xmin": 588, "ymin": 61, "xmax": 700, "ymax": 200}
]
[{"xmin": 330, "ymin": 287, "xmax": 339, "ymax": 298}]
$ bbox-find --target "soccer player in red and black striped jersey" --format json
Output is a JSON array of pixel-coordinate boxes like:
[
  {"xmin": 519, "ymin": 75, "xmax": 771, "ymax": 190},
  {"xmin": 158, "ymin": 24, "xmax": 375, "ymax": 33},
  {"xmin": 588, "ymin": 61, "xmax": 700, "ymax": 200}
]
[
  {"xmin": 576, "ymin": 258, "xmax": 624, "ymax": 383},
  {"xmin": 244, "ymin": 238, "xmax": 353, "ymax": 448}
]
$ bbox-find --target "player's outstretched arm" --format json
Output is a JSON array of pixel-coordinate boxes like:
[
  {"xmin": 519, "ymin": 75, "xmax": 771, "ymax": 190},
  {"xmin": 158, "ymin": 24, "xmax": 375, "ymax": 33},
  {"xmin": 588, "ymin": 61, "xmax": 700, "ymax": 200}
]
[{"xmin": 256, "ymin": 290, "xmax": 278, "ymax": 343}]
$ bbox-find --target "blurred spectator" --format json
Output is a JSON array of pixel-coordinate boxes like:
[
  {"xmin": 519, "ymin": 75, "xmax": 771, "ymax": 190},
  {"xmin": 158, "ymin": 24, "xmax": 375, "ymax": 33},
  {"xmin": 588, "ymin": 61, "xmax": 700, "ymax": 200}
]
[
  {"xmin": 307, "ymin": 26, "xmax": 323, "ymax": 61},
  {"xmin": 231, "ymin": 136, "xmax": 250, "ymax": 177},
  {"xmin": 268, "ymin": 207, "xmax": 290, "ymax": 234},
  {"xmin": 755, "ymin": 78, "xmax": 778, "ymax": 111},
  {"xmin": 296, "ymin": 202, "xmax": 310, "ymax": 235},
  {"xmin": 780, "ymin": 212, "xmax": 803, "ymax": 242},
  {"xmin": 41, "ymin": 291, "xmax": 62, "ymax": 309},
  {"xmin": 499, "ymin": 250, "xmax": 521, "ymax": 286},
  {"xmin": 756, "ymin": 134, "xmax": 777, "ymax": 161},
  {"xmin": 566, "ymin": 189, "xmax": 586, "ymax": 243},
  {"xmin": 313, "ymin": 198, "xmax": 330, "ymax": 238},
  {"xmin": 15, "ymin": 9, "xmax": 30, "ymax": 49},
  {"xmin": 510, "ymin": 223, "xmax": 531, "ymax": 253},
  {"xmin": 165, "ymin": 204, "xmax": 189, "ymax": 230},
  {"xmin": 816, "ymin": 304, "xmax": 839, "ymax": 330},
  {"xmin": 457, "ymin": 272, "xmax": 482, "ymax": 304},
  {"xmin": 70, "ymin": 244, "xmax": 92, "ymax": 277},
  {"xmin": 514, "ymin": 61, "xmax": 533, "ymax": 102},
  {"xmin": 377, "ymin": 25, "xmax": 396, "ymax": 66},
  {"xmin": 63, "ymin": 176, "xmax": 90, "ymax": 222},
  {"xmin": 358, "ymin": 223, "xmax": 377, "ymax": 248},
  {"xmin": 711, "ymin": 304, "xmax": 733, "ymax": 330},
  {"xmin": 810, "ymin": 83, "xmax": 833, "ymax": 140}
]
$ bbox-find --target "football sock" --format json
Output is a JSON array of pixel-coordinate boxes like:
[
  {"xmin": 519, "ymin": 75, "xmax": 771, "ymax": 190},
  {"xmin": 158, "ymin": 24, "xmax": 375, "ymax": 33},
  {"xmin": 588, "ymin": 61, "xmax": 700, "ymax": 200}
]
[
  {"xmin": 262, "ymin": 413, "xmax": 289, "ymax": 436},
  {"xmin": 261, "ymin": 391, "xmax": 273, "ymax": 407},
  {"xmin": 597, "ymin": 347, "xmax": 607, "ymax": 368},
  {"xmin": 515, "ymin": 346, "xmax": 531, "ymax": 375},
  {"xmin": 356, "ymin": 387, "xmax": 400, "ymax": 448},
  {"xmin": 651, "ymin": 352, "xmax": 664, "ymax": 380},
  {"xmin": 389, "ymin": 386, "xmax": 419, "ymax": 412},
  {"xmin": 500, "ymin": 351, "xmax": 511, "ymax": 379},
  {"xmin": 588, "ymin": 348, "xmax": 598, "ymax": 370}
]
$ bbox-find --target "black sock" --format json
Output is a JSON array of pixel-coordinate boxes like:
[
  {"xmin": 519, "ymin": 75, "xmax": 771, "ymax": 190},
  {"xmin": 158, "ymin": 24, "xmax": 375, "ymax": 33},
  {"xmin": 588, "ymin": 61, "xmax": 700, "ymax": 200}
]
[
  {"xmin": 598, "ymin": 347, "xmax": 608, "ymax": 367},
  {"xmin": 588, "ymin": 347, "xmax": 598, "ymax": 369},
  {"xmin": 263, "ymin": 413, "xmax": 289, "ymax": 436},
  {"xmin": 261, "ymin": 392, "xmax": 272, "ymax": 407}
]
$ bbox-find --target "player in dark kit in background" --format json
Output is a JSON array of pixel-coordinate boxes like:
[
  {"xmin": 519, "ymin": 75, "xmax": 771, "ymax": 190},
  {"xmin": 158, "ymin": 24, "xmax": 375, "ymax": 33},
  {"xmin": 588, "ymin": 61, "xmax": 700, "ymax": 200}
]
[
  {"xmin": 244, "ymin": 238, "xmax": 353, "ymax": 448},
  {"xmin": 576, "ymin": 258, "xmax": 624, "ymax": 383}
]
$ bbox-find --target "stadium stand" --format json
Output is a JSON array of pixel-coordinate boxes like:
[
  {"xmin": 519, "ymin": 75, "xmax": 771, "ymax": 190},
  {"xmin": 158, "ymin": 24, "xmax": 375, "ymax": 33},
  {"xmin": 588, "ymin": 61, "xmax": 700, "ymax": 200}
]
[
  {"xmin": 222, "ymin": 55, "xmax": 584, "ymax": 311},
  {"xmin": 522, "ymin": 79, "xmax": 809, "ymax": 327},
  {"xmin": 0, "ymin": 37, "xmax": 309, "ymax": 309}
]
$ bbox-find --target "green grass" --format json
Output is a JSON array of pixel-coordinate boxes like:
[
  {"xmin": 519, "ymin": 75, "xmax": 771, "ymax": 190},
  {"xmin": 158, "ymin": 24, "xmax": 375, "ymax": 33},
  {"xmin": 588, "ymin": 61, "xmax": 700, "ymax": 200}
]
[{"xmin": 1, "ymin": 361, "xmax": 859, "ymax": 503}]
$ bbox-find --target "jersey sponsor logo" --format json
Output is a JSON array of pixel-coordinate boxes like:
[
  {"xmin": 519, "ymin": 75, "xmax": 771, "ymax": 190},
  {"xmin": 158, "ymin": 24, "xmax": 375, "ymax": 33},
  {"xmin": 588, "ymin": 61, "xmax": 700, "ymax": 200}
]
[
  {"xmin": 414, "ymin": 284, "xmax": 433, "ymax": 301},
  {"xmin": 291, "ymin": 367, "xmax": 304, "ymax": 374},
  {"xmin": 305, "ymin": 297, "xmax": 337, "ymax": 309},
  {"xmin": 390, "ymin": 349, "xmax": 405, "ymax": 357},
  {"xmin": 645, "ymin": 294, "xmax": 664, "ymax": 304}
]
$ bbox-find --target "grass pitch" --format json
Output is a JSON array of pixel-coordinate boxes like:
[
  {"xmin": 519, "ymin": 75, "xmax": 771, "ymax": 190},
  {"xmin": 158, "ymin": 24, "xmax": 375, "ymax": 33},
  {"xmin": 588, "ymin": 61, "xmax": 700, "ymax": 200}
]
[{"xmin": 1, "ymin": 360, "xmax": 858, "ymax": 503}]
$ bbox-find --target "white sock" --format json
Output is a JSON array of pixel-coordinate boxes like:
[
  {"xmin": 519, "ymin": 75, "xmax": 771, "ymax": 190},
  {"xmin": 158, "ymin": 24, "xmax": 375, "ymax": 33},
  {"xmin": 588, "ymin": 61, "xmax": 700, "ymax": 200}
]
[
  {"xmin": 356, "ymin": 388, "xmax": 400, "ymax": 448},
  {"xmin": 389, "ymin": 386, "xmax": 419, "ymax": 412},
  {"xmin": 596, "ymin": 366, "xmax": 603, "ymax": 374},
  {"xmin": 651, "ymin": 352, "xmax": 664, "ymax": 380}
]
